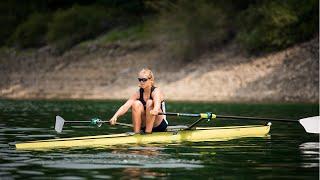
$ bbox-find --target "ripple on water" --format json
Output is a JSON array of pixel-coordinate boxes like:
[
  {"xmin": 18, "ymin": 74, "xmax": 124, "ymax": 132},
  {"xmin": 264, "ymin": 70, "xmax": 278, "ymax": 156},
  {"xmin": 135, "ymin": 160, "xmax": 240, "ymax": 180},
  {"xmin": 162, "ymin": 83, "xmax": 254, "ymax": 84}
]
[
  {"xmin": 0, "ymin": 142, "xmax": 9, "ymax": 148},
  {"xmin": 2, "ymin": 156, "xmax": 31, "ymax": 161},
  {"xmin": 17, "ymin": 170, "xmax": 44, "ymax": 175},
  {"xmin": 0, "ymin": 128, "xmax": 48, "ymax": 132},
  {"xmin": 16, "ymin": 134, "xmax": 56, "ymax": 139},
  {"xmin": 56, "ymin": 176, "xmax": 86, "ymax": 180},
  {"xmin": 27, "ymin": 151, "xmax": 203, "ymax": 170},
  {"xmin": 0, "ymin": 133, "xmax": 25, "ymax": 136},
  {"xmin": 41, "ymin": 161, "xmax": 203, "ymax": 169},
  {"xmin": 0, "ymin": 163, "xmax": 28, "ymax": 171},
  {"xmin": 299, "ymin": 142, "xmax": 319, "ymax": 168},
  {"xmin": 128, "ymin": 146, "xmax": 168, "ymax": 151},
  {"xmin": 0, "ymin": 171, "xmax": 12, "ymax": 178},
  {"xmin": 93, "ymin": 175, "xmax": 112, "ymax": 179}
]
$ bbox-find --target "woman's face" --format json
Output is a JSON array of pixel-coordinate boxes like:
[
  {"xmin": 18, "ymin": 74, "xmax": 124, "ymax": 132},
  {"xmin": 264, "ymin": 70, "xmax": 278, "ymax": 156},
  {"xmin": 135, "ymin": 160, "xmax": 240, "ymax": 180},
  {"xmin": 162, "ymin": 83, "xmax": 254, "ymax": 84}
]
[{"xmin": 138, "ymin": 72, "xmax": 152, "ymax": 89}]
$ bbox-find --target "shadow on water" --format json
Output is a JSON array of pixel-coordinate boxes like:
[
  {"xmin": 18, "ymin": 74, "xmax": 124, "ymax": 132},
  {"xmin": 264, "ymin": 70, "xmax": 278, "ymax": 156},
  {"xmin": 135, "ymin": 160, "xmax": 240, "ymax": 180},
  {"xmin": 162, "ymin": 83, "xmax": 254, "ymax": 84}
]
[{"xmin": 0, "ymin": 99, "xmax": 318, "ymax": 179}]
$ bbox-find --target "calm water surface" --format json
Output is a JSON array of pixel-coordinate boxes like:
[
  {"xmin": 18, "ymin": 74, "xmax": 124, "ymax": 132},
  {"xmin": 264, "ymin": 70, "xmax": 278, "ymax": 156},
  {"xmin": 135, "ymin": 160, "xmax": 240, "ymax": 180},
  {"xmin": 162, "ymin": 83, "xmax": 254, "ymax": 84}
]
[{"xmin": 0, "ymin": 99, "xmax": 319, "ymax": 179}]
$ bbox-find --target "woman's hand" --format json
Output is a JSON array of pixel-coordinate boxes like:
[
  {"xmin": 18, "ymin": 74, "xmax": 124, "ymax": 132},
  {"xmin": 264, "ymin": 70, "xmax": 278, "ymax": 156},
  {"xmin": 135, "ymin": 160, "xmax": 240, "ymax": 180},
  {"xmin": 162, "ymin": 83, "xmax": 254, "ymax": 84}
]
[
  {"xmin": 109, "ymin": 116, "xmax": 117, "ymax": 125},
  {"xmin": 150, "ymin": 109, "xmax": 159, "ymax": 116}
]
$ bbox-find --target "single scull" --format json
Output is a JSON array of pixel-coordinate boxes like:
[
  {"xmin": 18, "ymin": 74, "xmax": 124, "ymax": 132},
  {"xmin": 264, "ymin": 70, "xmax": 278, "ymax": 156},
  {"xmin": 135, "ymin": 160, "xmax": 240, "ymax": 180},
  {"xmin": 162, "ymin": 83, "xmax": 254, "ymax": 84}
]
[
  {"xmin": 14, "ymin": 112, "xmax": 319, "ymax": 150},
  {"xmin": 15, "ymin": 124, "xmax": 271, "ymax": 150}
]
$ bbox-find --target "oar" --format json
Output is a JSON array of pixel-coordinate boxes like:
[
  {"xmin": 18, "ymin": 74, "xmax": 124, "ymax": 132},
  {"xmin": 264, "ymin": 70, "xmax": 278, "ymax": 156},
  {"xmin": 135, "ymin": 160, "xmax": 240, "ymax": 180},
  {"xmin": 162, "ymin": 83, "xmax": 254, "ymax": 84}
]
[
  {"xmin": 159, "ymin": 112, "xmax": 320, "ymax": 134},
  {"xmin": 55, "ymin": 116, "xmax": 133, "ymax": 133}
]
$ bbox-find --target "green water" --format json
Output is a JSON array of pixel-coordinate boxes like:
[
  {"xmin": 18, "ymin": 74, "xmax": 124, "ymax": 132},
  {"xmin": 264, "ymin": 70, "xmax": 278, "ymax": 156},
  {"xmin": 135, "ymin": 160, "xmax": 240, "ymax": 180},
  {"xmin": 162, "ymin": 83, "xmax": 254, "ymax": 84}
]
[{"xmin": 0, "ymin": 99, "xmax": 319, "ymax": 179}]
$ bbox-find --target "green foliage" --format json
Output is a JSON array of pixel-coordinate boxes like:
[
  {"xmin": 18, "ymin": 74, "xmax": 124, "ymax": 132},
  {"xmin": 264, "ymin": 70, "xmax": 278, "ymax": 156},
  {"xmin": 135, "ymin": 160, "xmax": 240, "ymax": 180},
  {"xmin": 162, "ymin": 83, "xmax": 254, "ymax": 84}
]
[
  {"xmin": 9, "ymin": 13, "xmax": 50, "ymax": 48},
  {"xmin": 236, "ymin": 0, "xmax": 318, "ymax": 52},
  {"xmin": 0, "ymin": 0, "xmax": 317, "ymax": 55},
  {"xmin": 155, "ymin": 0, "xmax": 231, "ymax": 61},
  {"xmin": 77, "ymin": 24, "xmax": 146, "ymax": 48},
  {"xmin": 100, "ymin": 24, "xmax": 149, "ymax": 43},
  {"xmin": 47, "ymin": 5, "xmax": 110, "ymax": 53},
  {"xmin": 0, "ymin": 0, "xmax": 46, "ymax": 45}
]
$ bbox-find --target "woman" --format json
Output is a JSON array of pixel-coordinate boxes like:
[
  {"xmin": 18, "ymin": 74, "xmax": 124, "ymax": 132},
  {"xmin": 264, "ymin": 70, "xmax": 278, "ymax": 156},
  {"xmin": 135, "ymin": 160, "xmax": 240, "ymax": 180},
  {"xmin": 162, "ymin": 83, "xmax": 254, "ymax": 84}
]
[{"xmin": 109, "ymin": 68, "xmax": 168, "ymax": 133}]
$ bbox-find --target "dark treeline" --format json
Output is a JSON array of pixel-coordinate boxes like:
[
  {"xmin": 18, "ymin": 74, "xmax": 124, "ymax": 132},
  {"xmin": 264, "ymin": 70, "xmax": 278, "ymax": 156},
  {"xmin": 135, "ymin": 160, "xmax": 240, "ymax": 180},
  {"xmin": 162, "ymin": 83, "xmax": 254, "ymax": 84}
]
[{"xmin": 1, "ymin": 0, "xmax": 318, "ymax": 57}]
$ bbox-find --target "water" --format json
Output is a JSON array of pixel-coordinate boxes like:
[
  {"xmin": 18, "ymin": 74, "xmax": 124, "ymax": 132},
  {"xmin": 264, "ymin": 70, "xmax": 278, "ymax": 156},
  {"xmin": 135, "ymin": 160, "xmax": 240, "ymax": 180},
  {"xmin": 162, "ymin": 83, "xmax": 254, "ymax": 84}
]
[{"xmin": 0, "ymin": 99, "xmax": 318, "ymax": 179}]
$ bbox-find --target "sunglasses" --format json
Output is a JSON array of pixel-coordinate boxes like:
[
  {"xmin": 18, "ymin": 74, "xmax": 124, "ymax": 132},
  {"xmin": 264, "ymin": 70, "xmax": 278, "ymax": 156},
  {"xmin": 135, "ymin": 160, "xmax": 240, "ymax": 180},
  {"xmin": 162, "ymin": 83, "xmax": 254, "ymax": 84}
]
[{"xmin": 138, "ymin": 78, "xmax": 149, "ymax": 82}]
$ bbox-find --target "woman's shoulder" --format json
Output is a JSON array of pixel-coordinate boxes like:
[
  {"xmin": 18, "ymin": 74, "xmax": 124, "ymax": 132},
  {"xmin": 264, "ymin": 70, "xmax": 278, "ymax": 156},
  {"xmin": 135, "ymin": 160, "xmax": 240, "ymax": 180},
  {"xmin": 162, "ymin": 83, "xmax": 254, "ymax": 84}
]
[
  {"xmin": 152, "ymin": 86, "xmax": 161, "ymax": 92},
  {"xmin": 152, "ymin": 86, "xmax": 164, "ymax": 96}
]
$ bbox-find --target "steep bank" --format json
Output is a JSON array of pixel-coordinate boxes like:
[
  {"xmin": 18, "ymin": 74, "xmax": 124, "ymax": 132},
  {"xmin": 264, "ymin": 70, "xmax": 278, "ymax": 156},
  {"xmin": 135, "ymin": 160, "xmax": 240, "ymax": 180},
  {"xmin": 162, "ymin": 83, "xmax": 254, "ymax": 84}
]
[{"xmin": 0, "ymin": 37, "xmax": 318, "ymax": 103}]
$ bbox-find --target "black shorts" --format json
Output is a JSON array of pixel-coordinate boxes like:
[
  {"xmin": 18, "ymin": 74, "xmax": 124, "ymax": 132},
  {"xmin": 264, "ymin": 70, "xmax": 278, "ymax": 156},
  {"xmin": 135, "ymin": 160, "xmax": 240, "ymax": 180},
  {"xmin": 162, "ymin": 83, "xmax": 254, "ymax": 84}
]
[{"xmin": 141, "ymin": 119, "xmax": 168, "ymax": 132}]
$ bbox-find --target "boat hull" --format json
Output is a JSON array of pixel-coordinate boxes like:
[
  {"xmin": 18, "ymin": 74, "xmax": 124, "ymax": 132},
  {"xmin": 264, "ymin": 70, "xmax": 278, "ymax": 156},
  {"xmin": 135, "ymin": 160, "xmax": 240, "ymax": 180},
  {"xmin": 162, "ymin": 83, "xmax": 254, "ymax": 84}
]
[{"xmin": 15, "ymin": 124, "xmax": 271, "ymax": 150}]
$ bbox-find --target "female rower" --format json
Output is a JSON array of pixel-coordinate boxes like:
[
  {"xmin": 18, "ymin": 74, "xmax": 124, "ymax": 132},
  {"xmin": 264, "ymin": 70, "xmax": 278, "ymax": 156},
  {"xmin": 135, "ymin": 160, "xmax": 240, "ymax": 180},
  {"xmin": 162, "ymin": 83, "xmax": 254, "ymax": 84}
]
[{"xmin": 109, "ymin": 68, "xmax": 168, "ymax": 133}]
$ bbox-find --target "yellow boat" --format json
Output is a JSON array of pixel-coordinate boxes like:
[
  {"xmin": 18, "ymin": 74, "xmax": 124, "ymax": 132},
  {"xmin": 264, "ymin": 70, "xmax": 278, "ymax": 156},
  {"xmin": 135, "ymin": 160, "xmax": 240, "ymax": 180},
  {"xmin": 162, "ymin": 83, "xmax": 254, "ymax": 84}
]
[{"xmin": 15, "ymin": 124, "xmax": 271, "ymax": 150}]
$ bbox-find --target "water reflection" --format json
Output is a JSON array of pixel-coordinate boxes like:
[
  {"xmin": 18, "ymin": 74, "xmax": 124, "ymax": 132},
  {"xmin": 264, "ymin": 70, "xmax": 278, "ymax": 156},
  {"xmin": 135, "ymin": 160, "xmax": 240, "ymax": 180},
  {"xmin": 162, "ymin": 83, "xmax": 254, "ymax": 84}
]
[
  {"xmin": 117, "ymin": 146, "xmax": 163, "ymax": 156},
  {"xmin": 110, "ymin": 146, "xmax": 202, "ymax": 179},
  {"xmin": 122, "ymin": 167, "xmax": 166, "ymax": 179},
  {"xmin": 299, "ymin": 142, "xmax": 320, "ymax": 168}
]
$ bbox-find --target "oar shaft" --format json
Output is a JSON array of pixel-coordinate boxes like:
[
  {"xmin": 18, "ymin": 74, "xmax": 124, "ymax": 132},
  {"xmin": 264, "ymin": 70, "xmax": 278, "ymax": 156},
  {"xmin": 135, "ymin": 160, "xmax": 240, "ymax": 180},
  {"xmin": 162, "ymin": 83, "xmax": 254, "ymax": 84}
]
[
  {"xmin": 64, "ymin": 120, "xmax": 133, "ymax": 127},
  {"xmin": 65, "ymin": 121, "xmax": 91, "ymax": 123},
  {"xmin": 113, "ymin": 122, "xmax": 133, "ymax": 127},
  {"xmin": 160, "ymin": 112, "xmax": 296, "ymax": 122},
  {"xmin": 216, "ymin": 115, "xmax": 295, "ymax": 122},
  {"xmin": 160, "ymin": 112, "xmax": 200, "ymax": 117}
]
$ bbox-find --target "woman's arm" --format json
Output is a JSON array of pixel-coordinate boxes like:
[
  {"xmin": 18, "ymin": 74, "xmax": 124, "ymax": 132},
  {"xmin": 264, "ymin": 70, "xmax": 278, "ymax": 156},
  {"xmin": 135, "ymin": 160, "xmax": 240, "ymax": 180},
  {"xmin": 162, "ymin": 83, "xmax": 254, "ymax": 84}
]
[
  {"xmin": 109, "ymin": 92, "xmax": 138, "ymax": 125},
  {"xmin": 150, "ymin": 88, "xmax": 163, "ymax": 115}
]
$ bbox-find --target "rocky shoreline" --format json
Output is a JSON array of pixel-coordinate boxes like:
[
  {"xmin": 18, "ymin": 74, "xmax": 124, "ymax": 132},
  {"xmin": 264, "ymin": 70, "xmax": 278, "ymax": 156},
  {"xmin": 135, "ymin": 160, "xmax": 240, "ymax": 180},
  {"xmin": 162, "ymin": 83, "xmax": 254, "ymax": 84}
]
[{"xmin": 0, "ymin": 37, "xmax": 318, "ymax": 103}]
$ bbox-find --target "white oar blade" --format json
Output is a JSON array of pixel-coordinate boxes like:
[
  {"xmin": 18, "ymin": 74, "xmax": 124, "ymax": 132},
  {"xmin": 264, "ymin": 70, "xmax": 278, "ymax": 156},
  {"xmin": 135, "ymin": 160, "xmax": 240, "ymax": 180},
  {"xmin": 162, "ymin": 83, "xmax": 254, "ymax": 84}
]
[
  {"xmin": 55, "ymin": 116, "xmax": 65, "ymax": 133},
  {"xmin": 299, "ymin": 116, "xmax": 320, "ymax": 134}
]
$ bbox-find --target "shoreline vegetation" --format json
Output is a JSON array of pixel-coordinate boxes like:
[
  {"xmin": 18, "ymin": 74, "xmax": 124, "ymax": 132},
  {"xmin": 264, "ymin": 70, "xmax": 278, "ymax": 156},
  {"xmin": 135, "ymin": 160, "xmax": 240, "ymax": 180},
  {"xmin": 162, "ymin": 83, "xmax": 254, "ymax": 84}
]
[{"xmin": 0, "ymin": 1, "xmax": 318, "ymax": 103}]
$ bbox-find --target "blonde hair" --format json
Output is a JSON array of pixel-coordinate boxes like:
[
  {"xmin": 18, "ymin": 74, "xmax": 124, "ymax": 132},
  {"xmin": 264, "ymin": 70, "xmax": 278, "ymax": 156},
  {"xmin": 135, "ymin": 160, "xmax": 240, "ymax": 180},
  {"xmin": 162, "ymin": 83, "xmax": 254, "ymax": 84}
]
[{"xmin": 139, "ymin": 68, "xmax": 155, "ymax": 85}]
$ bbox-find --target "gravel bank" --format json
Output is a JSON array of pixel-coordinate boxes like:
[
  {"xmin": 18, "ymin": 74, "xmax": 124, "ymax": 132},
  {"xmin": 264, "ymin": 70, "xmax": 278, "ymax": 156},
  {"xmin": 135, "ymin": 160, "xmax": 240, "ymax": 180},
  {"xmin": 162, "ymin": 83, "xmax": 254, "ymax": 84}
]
[{"xmin": 0, "ymin": 37, "xmax": 318, "ymax": 103}]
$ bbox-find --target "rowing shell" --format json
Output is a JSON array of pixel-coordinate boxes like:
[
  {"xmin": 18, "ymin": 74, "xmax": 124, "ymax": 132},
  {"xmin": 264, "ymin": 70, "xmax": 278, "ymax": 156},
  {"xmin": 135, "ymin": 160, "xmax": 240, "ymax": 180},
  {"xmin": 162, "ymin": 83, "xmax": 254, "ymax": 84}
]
[{"xmin": 15, "ymin": 124, "xmax": 271, "ymax": 150}]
